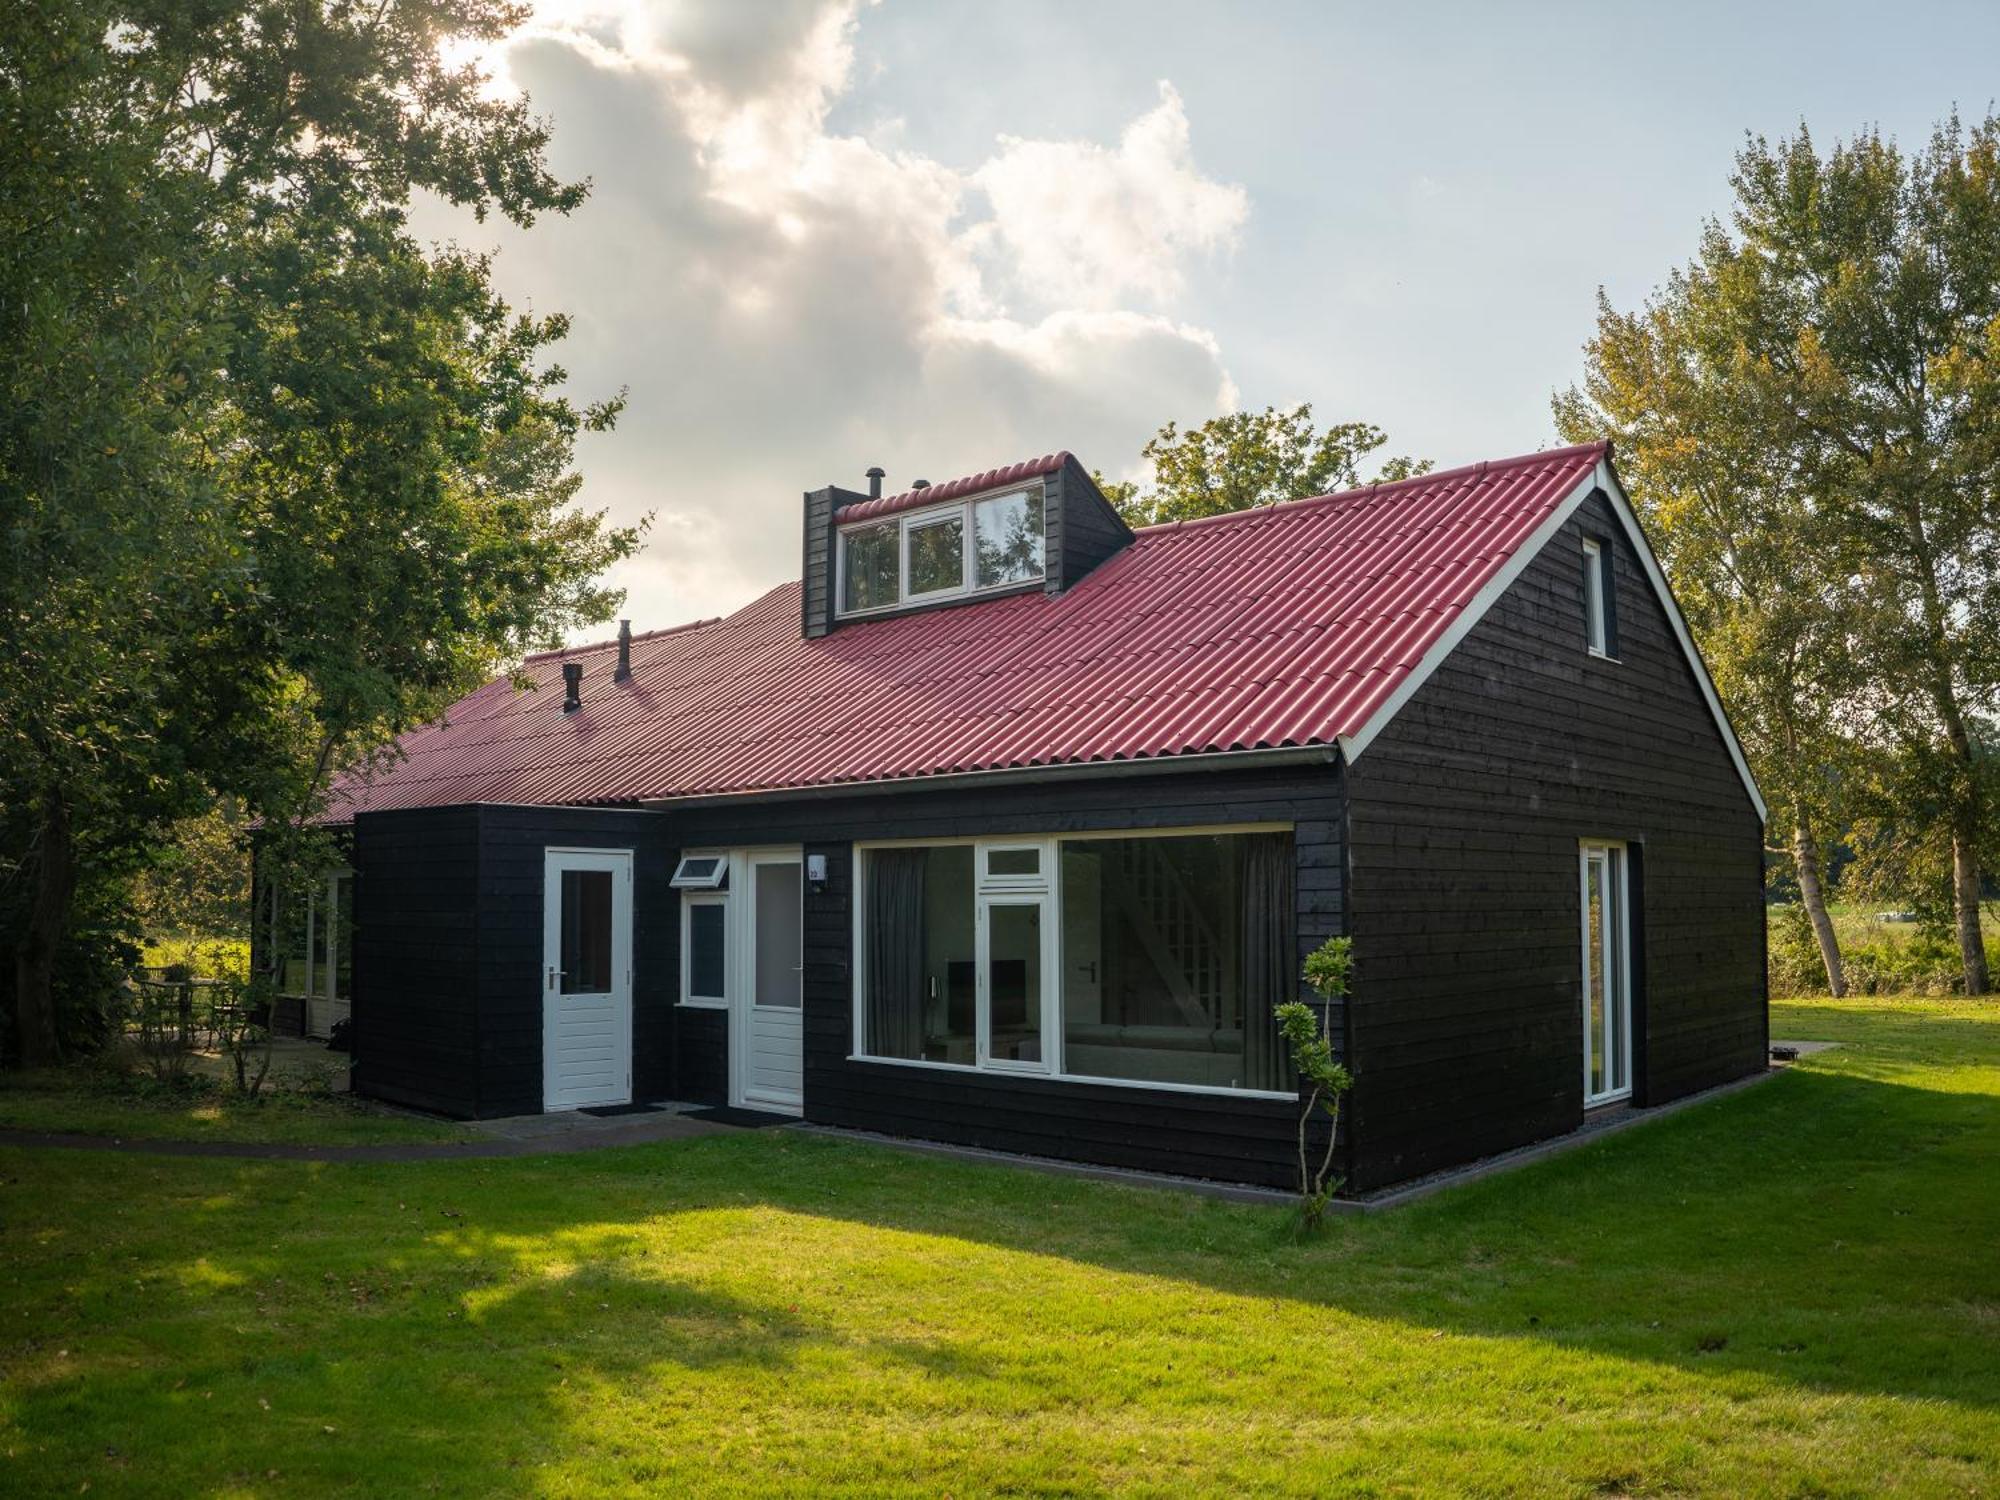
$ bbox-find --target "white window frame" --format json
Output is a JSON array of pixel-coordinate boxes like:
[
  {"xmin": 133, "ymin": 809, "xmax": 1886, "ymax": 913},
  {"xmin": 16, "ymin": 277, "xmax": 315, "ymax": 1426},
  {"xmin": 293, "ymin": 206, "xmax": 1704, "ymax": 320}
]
[
  {"xmin": 848, "ymin": 824, "xmax": 1298, "ymax": 1099},
  {"xmin": 901, "ymin": 508, "xmax": 969, "ymax": 602},
  {"xmin": 1579, "ymin": 839, "xmax": 1633, "ymax": 1106},
  {"xmin": 835, "ymin": 483, "xmax": 1047, "ymax": 618},
  {"xmin": 670, "ymin": 854, "xmax": 729, "ymax": 890},
  {"xmin": 836, "ymin": 518, "xmax": 900, "ymax": 616},
  {"xmin": 272, "ymin": 866, "xmax": 353, "ymax": 1002},
  {"xmin": 679, "ymin": 848, "xmax": 731, "ymax": 1009},
  {"xmin": 1582, "ymin": 537, "xmax": 1611, "ymax": 658},
  {"xmin": 978, "ymin": 840, "xmax": 1050, "ymax": 890},
  {"xmin": 976, "ymin": 886, "xmax": 1056, "ymax": 1075}
]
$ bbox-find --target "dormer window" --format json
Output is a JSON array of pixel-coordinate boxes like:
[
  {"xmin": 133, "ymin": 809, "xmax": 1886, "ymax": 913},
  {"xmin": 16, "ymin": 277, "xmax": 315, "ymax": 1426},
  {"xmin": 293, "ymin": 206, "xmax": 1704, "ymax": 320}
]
[
  {"xmin": 905, "ymin": 511, "xmax": 965, "ymax": 598},
  {"xmin": 973, "ymin": 488, "xmax": 1045, "ymax": 588},
  {"xmin": 840, "ymin": 521, "xmax": 899, "ymax": 613},
  {"xmin": 837, "ymin": 485, "xmax": 1046, "ymax": 616}
]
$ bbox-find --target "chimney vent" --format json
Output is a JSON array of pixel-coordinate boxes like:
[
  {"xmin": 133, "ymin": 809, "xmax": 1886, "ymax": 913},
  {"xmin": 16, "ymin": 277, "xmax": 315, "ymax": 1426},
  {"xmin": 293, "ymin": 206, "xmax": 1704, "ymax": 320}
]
[
  {"xmin": 562, "ymin": 662, "xmax": 583, "ymax": 714},
  {"xmin": 614, "ymin": 619, "xmax": 632, "ymax": 682},
  {"xmin": 911, "ymin": 478, "xmax": 930, "ymax": 491},
  {"xmin": 865, "ymin": 466, "xmax": 885, "ymax": 499}
]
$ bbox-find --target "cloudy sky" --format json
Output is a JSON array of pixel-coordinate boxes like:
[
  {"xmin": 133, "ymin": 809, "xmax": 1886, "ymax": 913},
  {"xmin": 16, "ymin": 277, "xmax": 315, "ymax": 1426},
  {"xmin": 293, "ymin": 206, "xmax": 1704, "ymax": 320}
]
[{"xmin": 425, "ymin": 0, "xmax": 2000, "ymax": 632}]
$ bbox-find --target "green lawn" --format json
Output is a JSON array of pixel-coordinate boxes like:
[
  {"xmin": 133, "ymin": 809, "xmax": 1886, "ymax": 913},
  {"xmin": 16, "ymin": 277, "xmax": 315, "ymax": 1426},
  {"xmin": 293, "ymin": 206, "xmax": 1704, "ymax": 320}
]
[
  {"xmin": 2, "ymin": 997, "xmax": 1996, "ymax": 1497},
  {"xmin": 0, "ymin": 1067, "xmax": 468, "ymax": 1147}
]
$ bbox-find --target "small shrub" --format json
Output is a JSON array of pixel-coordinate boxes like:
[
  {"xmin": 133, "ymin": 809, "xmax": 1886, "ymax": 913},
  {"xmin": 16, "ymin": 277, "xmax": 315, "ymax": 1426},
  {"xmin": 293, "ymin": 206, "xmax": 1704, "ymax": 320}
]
[
  {"xmin": 132, "ymin": 982, "xmax": 195, "ymax": 1083},
  {"xmin": 1767, "ymin": 904, "xmax": 1998, "ymax": 997},
  {"xmin": 1275, "ymin": 936, "xmax": 1355, "ymax": 1229},
  {"xmin": 1767, "ymin": 903, "xmax": 1827, "ymax": 998},
  {"xmin": 214, "ymin": 973, "xmax": 277, "ymax": 1097}
]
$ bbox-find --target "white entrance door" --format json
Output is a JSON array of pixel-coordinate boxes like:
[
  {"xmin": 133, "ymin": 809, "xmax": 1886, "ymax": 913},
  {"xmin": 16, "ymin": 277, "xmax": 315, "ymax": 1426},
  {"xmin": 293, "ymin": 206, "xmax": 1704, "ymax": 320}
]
[
  {"xmin": 1580, "ymin": 841, "xmax": 1632, "ymax": 1106},
  {"xmin": 543, "ymin": 848, "xmax": 633, "ymax": 1111},
  {"xmin": 735, "ymin": 853, "xmax": 804, "ymax": 1114}
]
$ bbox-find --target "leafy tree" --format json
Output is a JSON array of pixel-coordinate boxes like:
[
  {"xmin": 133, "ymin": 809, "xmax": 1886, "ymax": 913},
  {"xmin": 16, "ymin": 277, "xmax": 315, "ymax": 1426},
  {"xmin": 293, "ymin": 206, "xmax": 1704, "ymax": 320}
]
[
  {"xmin": 1097, "ymin": 404, "xmax": 1429, "ymax": 526},
  {"xmin": 133, "ymin": 807, "xmax": 254, "ymax": 948},
  {"xmin": 1556, "ymin": 287, "xmax": 1864, "ymax": 993},
  {"xmin": 1564, "ymin": 115, "xmax": 2000, "ymax": 994},
  {"xmin": 1, "ymin": 2, "xmax": 642, "ymax": 1064}
]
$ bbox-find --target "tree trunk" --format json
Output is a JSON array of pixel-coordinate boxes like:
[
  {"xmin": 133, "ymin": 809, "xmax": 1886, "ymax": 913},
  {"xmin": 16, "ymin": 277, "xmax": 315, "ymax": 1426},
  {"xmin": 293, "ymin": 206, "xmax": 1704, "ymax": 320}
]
[
  {"xmin": 13, "ymin": 796, "xmax": 75, "ymax": 1067},
  {"xmin": 1951, "ymin": 827, "xmax": 1990, "ymax": 996},
  {"xmin": 1792, "ymin": 817, "xmax": 1846, "ymax": 997}
]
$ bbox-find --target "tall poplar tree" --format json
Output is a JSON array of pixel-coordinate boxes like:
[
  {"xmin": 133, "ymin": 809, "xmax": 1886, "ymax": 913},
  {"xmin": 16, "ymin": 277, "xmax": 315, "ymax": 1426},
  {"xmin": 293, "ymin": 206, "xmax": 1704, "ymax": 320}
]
[{"xmin": 1563, "ymin": 116, "xmax": 2000, "ymax": 994}]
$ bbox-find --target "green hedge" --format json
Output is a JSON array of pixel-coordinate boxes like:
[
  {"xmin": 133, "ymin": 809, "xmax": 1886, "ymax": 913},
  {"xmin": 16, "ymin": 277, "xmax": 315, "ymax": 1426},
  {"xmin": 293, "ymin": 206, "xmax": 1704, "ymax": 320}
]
[{"xmin": 1769, "ymin": 903, "xmax": 1999, "ymax": 997}]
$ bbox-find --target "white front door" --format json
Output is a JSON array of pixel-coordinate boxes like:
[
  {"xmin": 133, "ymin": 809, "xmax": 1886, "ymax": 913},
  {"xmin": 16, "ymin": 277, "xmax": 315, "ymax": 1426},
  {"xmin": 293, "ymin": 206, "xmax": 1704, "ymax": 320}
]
[
  {"xmin": 734, "ymin": 852, "xmax": 804, "ymax": 1114},
  {"xmin": 543, "ymin": 848, "xmax": 633, "ymax": 1111},
  {"xmin": 1580, "ymin": 841, "xmax": 1632, "ymax": 1106}
]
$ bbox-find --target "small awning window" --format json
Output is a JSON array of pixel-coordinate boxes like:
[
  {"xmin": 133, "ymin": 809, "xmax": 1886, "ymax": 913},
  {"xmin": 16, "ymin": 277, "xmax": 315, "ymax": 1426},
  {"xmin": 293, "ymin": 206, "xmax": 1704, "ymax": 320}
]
[{"xmin": 671, "ymin": 854, "xmax": 728, "ymax": 890}]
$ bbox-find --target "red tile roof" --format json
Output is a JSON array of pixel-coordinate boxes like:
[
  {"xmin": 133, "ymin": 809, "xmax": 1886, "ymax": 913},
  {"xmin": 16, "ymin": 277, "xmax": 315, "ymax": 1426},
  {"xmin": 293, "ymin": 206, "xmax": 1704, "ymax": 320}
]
[
  {"xmin": 833, "ymin": 453, "xmax": 1070, "ymax": 525},
  {"xmin": 321, "ymin": 443, "xmax": 1610, "ymax": 821}
]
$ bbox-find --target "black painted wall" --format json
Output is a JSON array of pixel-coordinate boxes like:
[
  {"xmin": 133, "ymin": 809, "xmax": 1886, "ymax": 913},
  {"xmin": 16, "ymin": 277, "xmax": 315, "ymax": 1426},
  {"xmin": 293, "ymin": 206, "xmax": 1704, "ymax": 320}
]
[
  {"xmin": 472, "ymin": 806, "xmax": 678, "ymax": 1117},
  {"xmin": 351, "ymin": 803, "xmax": 679, "ymax": 1118},
  {"xmin": 800, "ymin": 484, "xmax": 871, "ymax": 639},
  {"xmin": 1342, "ymin": 489, "xmax": 1766, "ymax": 1191},
  {"xmin": 349, "ymin": 805, "xmax": 482, "ymax": 1115},
  {"xmin": 1045, "ymin": 455, "xmax": 1134, "ymax": 592},
  {"xmin": 671, "ymin": 761, "xmax": 1343, "ymax": 1189}
]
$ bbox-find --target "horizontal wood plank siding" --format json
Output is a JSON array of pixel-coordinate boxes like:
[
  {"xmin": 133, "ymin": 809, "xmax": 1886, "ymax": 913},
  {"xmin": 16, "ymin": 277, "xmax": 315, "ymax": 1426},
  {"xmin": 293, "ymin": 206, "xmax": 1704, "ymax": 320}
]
[
  {"xmin": 352, "ymin": 803, "xmax": 682, "ymax": 1119},
  {"xmin": 1343, "ymin": 490, "xmax": 1765, "ymax": 1191},
  {"xmin": 474, "ymin": 806, "xmax": 678, "ymax": 1117},
  {"xmin": 672, "ymin": 763, "xmax": 1341, "ymax": 1189},
  {"xmin": 351, "ymin": 806, "xmax": 482, "ymax": 1116},
  {"xmin": 1048, "ymin": 455, "xmax": 1134, "ymax": 592}
]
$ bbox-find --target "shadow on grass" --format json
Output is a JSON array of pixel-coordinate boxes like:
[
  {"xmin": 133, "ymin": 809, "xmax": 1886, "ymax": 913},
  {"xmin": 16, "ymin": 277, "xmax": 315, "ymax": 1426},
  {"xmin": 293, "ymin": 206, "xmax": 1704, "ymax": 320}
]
[{"xmin": 2, "ymin": 1040, "xmax": 1996, "ymax": 1493}]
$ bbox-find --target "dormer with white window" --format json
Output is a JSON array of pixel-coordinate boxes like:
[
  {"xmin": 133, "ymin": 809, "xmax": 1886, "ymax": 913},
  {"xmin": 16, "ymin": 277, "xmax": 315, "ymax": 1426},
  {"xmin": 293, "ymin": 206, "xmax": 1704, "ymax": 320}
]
[{"xmin": 799, "ymin": 453, "xmax": 1133, "ymax": 637}]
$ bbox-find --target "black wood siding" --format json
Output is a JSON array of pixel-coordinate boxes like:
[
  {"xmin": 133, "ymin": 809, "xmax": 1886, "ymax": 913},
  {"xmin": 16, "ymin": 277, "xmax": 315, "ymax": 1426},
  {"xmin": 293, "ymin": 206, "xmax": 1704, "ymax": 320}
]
[
  {"xmin": 1342, "ymin": 490, "xmax": 1766, "ymax": 1191},
  {"xmin": 1046, "ymin": 455, "xmax": 1134, "ymax": 592},
  {"xmin": 350, "ymin": 806, "xmax": 483, "ymax": 1115},
  {"xmin": 472, "ymin": 806, "xmax": 678, "ymax": 1117},
  {"xmin": 671, "ymin": 761, "xmax": 1342, "ymax": 1189},
  {"xmin": 800, "ymin": 484, "xmax": 869, "ymax": 639},
  {"xmin": 352, "ymin": 803, "xmax": 679, "ymax": 1118}
]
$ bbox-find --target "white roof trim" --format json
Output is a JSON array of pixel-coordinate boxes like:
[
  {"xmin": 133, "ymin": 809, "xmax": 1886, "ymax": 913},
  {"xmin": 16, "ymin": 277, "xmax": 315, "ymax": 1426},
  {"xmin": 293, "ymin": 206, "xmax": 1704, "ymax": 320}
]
[{"xmin": 1338, "ymin": 457, "xmax": 1767, "ymax": 823}]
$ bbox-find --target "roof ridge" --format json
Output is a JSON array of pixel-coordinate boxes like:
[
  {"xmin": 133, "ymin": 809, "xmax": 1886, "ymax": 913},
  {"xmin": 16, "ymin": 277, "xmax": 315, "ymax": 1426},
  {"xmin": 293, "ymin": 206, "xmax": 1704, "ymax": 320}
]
[
  {"xmin": 1128, "ymin": 441, "xmax": 1610, "ymax": 540},
  {"xmin": 835, "ymin": 452, "xmax": 1073, "ymax": 524},
  {"xmin": 522, "ymin": 613, "xmax": 727, "ymax": 664},
  {"xmin": 872, "ymin": 451, "xmax": 1070, "ymax": 512}
]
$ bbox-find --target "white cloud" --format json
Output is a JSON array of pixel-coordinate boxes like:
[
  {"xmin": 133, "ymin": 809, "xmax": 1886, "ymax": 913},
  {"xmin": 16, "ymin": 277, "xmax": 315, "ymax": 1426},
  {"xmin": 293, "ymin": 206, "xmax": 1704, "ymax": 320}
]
[
  {"xmin": 426, "ymin": 0, "xmax": 1245, "ymax": 629},
  {"xmin": 972, "ymin": 82, "xmax": 1249, "ymax": 311}
]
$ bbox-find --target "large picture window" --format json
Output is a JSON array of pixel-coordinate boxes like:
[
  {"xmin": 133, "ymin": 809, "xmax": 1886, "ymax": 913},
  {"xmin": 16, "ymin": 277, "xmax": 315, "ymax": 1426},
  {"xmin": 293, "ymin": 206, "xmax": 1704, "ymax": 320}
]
[{"xmin": 856, "ymin": 829, "xmax": 1295, "ymax": 1095}]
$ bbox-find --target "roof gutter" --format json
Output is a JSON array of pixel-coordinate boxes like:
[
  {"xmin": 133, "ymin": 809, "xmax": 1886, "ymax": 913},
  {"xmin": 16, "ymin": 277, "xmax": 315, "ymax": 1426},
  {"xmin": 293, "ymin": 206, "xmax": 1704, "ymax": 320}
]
[{"xmin": 641, "ymin": 742, "xmax": 1344, "ymax": 811}]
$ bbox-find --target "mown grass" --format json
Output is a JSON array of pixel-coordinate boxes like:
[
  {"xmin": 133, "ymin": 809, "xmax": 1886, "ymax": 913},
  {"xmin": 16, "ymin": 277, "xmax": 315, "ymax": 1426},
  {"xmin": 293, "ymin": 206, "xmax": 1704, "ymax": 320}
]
[
  {"xmin": 0, "ymin": 1066, "xmax": 467, "ymax": 1147},
  {"xmin": 1, "ymin": 996, "xmax": 1996, "ymax": 1496}
]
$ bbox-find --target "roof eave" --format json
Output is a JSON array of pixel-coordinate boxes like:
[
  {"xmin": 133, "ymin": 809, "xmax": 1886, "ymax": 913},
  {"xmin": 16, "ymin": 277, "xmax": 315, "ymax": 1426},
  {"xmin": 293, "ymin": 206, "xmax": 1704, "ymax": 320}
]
[{"xmin": 640, "ymin": 742, "xmax": 1343, "ymax": 811}]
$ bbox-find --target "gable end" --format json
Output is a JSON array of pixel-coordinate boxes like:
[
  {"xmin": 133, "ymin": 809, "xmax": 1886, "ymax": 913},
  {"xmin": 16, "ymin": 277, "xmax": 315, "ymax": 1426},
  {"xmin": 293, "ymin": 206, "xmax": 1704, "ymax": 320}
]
[{"xmin": 1337, "ymin": 457, "xmax": 1766, "ymax": 823}]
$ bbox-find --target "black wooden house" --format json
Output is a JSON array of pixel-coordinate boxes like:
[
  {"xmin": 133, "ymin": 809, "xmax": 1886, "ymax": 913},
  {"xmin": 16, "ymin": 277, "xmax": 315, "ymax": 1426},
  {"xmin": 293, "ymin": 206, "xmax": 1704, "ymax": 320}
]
[{"xmin": 267, "ymin": 442, "xmax": 1768, "ymax": 1192}]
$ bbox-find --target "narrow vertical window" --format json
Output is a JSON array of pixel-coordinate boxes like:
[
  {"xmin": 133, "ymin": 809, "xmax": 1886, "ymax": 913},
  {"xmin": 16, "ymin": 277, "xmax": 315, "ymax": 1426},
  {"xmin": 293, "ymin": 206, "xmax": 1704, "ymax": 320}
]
[
  {"xmin": 682, "ymin": 898, "xmax": 728, "ymax": 1006},
  {"xmin": 1582, "ymin": 538, "xmax": 1609, "ymax": 656}
]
